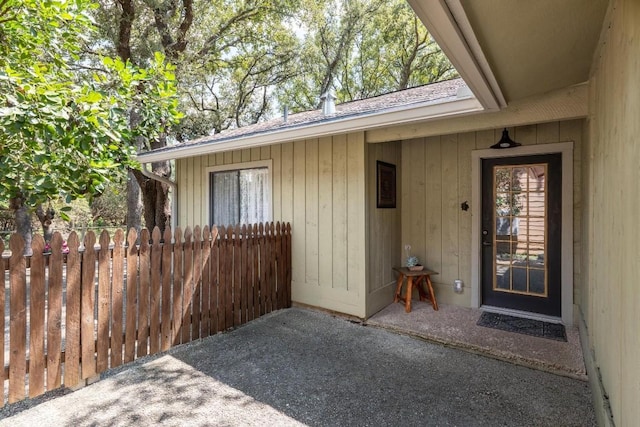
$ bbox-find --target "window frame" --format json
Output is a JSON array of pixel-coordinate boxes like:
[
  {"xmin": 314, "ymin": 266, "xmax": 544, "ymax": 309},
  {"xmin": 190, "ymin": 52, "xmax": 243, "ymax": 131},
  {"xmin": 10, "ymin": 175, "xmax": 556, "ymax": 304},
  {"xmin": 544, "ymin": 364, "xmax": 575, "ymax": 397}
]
[{"xmin": 204, "ymin": 159, "xmax": 273, "ymax": 228}]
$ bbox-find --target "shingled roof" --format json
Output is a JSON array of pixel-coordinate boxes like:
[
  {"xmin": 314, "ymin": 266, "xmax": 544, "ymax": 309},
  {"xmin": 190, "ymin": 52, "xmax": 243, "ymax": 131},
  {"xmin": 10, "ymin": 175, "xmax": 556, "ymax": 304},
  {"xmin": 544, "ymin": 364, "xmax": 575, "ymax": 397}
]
[{"xmin": 138, "ymin": 78, "xmax": 479, "ymax": 162}]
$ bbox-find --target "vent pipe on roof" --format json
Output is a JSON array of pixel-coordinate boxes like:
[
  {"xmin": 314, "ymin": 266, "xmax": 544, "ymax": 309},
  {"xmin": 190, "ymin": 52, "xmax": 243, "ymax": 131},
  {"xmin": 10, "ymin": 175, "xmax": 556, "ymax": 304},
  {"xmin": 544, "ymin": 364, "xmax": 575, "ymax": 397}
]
[
  {"xmin": 283, "ymin": 105, "xmax": 288, "ymax": 123},
  {"xmin": 320, "ymin": 90, "xmax": 336, "ymax": 115}
]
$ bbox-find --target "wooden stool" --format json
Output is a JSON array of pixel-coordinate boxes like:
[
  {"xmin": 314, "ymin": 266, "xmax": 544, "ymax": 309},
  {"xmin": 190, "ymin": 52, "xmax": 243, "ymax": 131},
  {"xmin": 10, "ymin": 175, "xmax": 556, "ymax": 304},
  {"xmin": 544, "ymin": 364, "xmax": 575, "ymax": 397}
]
[{"xmin": 393, "ymin": 267, "xmax": 439, "ymax": 313}]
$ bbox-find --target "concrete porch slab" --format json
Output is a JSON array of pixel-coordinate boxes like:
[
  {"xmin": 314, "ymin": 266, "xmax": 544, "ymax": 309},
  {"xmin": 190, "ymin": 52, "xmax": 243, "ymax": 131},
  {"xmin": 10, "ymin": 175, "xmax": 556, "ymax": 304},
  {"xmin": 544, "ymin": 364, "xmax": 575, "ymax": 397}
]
[{"xmin": 366, "ymin": 302, "xmax": 586, "ymax": 380}]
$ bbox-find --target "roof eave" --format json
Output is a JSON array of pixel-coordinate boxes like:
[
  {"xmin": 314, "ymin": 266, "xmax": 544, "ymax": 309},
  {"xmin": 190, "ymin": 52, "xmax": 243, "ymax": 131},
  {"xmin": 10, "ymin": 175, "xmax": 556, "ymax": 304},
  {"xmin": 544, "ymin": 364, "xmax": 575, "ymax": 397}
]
[
  {"xmin": 136, "ymin": 96, "xmax": 483, "ymax": 163},
  {"xmin": 407, "ymin": 0, "xmax": 506, "ymax": 109}
]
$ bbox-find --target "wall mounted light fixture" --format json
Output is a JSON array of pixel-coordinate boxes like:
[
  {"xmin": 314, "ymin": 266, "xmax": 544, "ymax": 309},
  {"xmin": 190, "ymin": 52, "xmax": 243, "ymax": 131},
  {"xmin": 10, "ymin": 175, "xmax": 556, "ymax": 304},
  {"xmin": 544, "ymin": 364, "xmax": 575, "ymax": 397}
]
[{"xmin": 491, "ymin": 128, "xmax": 521, "ymax": 149}]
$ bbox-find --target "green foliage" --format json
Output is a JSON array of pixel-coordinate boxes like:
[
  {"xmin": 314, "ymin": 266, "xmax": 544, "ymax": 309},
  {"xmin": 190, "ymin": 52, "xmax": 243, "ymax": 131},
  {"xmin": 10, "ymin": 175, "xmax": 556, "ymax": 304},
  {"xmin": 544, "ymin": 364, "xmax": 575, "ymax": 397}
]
[
  {"xmin": 275, "ymin": 0, "xmax": 457, "ymax": 112},
  {"xmin": 0, "ymin": 0, "xmax": 182, "ymax": 218}
]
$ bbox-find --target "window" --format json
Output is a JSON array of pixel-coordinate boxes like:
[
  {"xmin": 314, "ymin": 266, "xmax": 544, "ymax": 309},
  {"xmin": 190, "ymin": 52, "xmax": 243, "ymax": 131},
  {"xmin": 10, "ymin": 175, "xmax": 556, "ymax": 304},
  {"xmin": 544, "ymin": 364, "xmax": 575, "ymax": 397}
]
[{"xmin": 209, "ymin": 162, "xmax": 271, "ymax": 227}]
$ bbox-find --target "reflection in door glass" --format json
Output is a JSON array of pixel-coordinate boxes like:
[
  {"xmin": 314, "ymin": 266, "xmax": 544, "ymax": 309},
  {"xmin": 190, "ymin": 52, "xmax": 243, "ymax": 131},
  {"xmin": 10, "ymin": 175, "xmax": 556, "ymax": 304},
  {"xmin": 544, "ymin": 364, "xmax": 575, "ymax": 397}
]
[{"xmin": 492, "ymin": 164, "xmax": 548, "ymax": 297}]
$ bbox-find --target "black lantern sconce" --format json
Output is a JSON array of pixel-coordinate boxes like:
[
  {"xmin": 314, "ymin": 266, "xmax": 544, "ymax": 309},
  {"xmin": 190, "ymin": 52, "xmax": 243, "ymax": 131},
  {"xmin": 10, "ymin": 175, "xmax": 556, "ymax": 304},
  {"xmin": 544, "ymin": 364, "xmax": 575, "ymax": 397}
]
[{"xmin": 491, "ymin": 128, "xmax": 521, "ymax": 149}]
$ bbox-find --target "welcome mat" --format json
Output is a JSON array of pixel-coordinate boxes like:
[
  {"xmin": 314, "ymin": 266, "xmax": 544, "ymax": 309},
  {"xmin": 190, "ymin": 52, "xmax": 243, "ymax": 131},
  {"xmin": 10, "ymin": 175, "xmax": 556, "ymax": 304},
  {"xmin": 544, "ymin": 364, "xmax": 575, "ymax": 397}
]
[{"xmin": 477, "ymin": 312, "xmax": 567, "ymax": 342}]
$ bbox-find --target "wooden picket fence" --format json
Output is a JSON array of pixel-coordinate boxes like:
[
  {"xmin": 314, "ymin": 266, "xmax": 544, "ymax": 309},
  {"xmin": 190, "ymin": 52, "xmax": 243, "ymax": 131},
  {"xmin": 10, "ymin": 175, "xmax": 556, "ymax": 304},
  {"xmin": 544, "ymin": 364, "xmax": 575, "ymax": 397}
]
[{"xmin": 0, "ymin": 222, "xmax": 291, "ymax": 405}]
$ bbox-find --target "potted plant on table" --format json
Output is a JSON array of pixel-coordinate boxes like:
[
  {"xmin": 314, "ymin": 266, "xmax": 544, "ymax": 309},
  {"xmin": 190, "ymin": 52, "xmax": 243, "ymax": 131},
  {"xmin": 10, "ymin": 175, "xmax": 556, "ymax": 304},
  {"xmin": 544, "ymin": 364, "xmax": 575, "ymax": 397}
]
[{"xmin": 404, "ymin": 245, "xmax": 423, "ymax": 271}]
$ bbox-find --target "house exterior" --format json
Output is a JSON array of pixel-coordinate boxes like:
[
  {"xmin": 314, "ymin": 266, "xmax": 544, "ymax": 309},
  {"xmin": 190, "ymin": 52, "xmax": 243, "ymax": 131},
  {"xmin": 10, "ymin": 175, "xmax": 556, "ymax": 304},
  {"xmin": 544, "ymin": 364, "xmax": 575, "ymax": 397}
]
[{"xmin": 138, "ymin": 1, "xmax": 638, "ymax": 425}]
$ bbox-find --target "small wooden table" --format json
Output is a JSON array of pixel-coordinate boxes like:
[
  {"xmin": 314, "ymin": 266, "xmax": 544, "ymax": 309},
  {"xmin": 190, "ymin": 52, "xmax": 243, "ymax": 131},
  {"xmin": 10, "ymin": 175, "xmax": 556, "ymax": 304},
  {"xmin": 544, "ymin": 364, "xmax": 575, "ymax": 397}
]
[{"xmin": 393, "ymin": 267, "xmax": 439, "ymax": 313}]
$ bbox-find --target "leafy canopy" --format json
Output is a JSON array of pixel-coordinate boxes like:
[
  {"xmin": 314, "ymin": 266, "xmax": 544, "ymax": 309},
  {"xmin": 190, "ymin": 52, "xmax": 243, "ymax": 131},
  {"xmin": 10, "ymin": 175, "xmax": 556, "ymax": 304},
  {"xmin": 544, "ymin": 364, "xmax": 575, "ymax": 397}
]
[{"xmin": 0, "ymin": 0, "xmax": 182, "ymax": 215}]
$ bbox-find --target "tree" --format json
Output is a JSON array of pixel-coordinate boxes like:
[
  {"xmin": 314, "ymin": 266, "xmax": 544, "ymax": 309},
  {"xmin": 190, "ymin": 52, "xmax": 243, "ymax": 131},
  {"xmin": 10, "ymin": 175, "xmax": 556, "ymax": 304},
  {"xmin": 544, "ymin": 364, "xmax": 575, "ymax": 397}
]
[
  {"xmin": 277, "ymin": 0, "xmax": 457, "ymax": 111},
  {"xmin": 0, "ymin": 0, "xmax": 181, "ymax": 252},
  {"xmin": 91, "ymin": 0, "xmax": 298, "ymax": 231}
]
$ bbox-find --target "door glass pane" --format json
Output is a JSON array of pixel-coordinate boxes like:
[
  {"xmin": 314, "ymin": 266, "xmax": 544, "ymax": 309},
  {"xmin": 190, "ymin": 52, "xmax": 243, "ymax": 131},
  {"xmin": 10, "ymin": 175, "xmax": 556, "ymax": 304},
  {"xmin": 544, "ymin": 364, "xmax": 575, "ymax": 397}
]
[{"xmin": 492, "ymin": 164, "xmax": 548, "ymax": 296}]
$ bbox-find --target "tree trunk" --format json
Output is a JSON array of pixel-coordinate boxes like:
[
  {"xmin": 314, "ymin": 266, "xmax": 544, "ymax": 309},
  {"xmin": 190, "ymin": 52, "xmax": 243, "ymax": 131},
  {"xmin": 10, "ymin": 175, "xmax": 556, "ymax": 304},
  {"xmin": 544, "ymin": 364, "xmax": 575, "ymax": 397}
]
[
  {"xmin": 35, "ymin": 204, "xmax": 55, "ymax": 242},
  {"xmin": 133, "ymin": 158, "xmax": 172, "ymax": 234},
  {"xmin": 10, "ymin": 197, "xmax": 33, "ymax": 256},
  {"xmin": 126, "ymin": 169, "xmax": 143, "ymax": 233}
]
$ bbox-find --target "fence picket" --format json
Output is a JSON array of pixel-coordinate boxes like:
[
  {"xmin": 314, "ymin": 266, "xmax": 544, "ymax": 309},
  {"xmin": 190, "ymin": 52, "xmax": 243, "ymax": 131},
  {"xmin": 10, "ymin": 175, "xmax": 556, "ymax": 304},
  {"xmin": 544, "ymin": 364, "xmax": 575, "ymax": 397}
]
[
  {"xmin": 182, "ymin": 227, "xmax": 193, "ymax": 343},
  {"xmin": 150, "ymin": 227, "xmax": 162, "ymax": 355},
  {"xmin": 110, "ymin": 230, "xmax": 124, "ymax": 368},
  {"xmin": 28, "ymin": 235, "xmax": 45, "ymax": 397},
  {"xmin": 137, "ymin": 229, "xmax": 150, "ymax": 358},
  {"xmin": 192, "ymin": 226, "xmax": 202, "ymax": 340},
  {"xmin": 201, "ymin": 226, "xmax": 211, "ymax": 339},
  {"xmin": 267, "ymin": 223, "xmax": 278, "ymax": 311},
  {"xmin": 81, "ymin": 231, "xmax": 97, "ymax": 379},
  {"xmin": 96, "ymin": 231, "xmax": 111, "ymax": 373},
  {"xmin": 8, "ymin": 233, "xmax": 26, "ymax": 403},
  {"xmin": 212, "ymin": 227, "xmax": 221, "ymax": 334},
  {"xmin": 234, "ymin": 225, "xmax": 242, "ymax": 327},
  {"xmin": 161, "ymin": 227, "xmax": 173, "ymax": 351},
  {"xmin": 172, "ymin": 228, "xmax": 183, "ymax": 345},
  {"xmin": 252, "ymin": 224, "xmax": 260, "ymax": 319},
  {"xmin": 124, "ymin": 229, "xmax": 138, "ymax": 363},
  {"xmin": 1, "ymin": 221, "xmax": 291, "ymax": 406},
  {"xmin": 223, "ymin": 227, "xmax": 233, "ymax": 330},
  {"xmin": 47, "ymin": 233, "xmax": 64, "ymax": 389},
  {"xmin": 0, "ymin": 238, "xmax": 4, "ymax": 405},
  {"xmin": 65, "ymin": 232, "xmax": 81, "ymax": 387},
  {"xmin": 276, "ymin": 222, "xmax": 283, "ymax": 310},
  {"xmin": 286, "ymin": 223, "xmax": 292, "ymax": 307}
]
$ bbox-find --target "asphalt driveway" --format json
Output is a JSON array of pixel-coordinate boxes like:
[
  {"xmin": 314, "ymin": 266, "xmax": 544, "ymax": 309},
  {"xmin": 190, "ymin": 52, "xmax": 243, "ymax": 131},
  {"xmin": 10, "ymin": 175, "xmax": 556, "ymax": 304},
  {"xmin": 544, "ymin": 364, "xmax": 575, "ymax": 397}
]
[{"xmin": 0, "ymin": 308, "xmax": 595, "ymax": 426}]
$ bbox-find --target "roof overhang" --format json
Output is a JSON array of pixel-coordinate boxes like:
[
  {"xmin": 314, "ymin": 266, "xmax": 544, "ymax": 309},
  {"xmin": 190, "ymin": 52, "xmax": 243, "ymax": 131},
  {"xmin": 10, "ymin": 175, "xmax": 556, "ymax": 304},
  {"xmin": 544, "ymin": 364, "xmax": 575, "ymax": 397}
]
[
  {"xmin": 408, "ymin": 0, "xmax": 608, "ymax": 105},
  {"xmin": 137, "ymin": 96, "xmax": 483, "ymax": 163}
]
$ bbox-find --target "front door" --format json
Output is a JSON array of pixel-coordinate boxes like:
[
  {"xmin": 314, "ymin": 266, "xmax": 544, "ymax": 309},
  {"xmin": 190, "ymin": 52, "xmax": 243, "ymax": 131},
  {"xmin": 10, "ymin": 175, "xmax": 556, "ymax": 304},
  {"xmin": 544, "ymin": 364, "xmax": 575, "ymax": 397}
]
[{"xmin": 481, "ymin": 154, "xmax": 562, "ymax": 317}]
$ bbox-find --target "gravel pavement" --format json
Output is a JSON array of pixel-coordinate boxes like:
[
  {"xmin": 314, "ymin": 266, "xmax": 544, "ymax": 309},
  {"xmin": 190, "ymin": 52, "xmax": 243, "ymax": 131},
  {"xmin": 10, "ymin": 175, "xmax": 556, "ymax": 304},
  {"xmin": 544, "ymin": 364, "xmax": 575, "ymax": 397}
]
[{"xmin": 0, "ymin": 308, "xmax": 595, "ymax": 426}]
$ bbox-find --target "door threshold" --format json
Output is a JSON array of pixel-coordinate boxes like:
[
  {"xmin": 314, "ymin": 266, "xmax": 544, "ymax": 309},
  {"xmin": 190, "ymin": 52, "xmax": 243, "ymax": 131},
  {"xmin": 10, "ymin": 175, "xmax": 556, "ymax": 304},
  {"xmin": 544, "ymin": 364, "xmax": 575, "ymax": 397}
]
[{"xmin": 480, "ymin": 305, "xmax": 563, "ymax": 324}]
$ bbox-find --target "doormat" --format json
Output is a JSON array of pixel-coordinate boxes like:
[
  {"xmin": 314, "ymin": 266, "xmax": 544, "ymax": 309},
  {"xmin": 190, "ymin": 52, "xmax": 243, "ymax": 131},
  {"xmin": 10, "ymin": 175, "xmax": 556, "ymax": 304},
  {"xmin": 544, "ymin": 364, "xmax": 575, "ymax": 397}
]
[{"xmin": 477, "ymin": 312, "xmax": 567, "ymax": 342}]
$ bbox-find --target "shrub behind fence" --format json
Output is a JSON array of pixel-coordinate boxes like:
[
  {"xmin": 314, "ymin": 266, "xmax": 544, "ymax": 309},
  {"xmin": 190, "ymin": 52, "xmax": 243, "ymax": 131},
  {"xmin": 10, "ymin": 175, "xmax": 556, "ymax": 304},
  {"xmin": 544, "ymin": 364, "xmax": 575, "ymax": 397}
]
[{"xmin": 1, "ymin": 222, "xmax": 291, "ymax": 405}]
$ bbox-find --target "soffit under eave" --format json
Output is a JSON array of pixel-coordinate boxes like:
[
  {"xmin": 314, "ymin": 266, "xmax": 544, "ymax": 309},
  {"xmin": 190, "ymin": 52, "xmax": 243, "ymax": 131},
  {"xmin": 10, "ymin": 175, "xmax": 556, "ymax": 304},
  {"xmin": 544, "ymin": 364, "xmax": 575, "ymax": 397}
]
[{"xmin": 453, "ymin": 0, "xmax": 609, "ymax": 103}]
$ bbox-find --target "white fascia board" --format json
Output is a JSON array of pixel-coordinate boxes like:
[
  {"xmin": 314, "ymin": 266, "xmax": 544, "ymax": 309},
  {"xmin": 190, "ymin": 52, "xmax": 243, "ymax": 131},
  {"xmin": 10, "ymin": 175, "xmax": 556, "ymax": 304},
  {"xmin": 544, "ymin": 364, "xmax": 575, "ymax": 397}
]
[
  {"xmin": 407, "ymin": 0, "xmax": 505, "ymax": 109},
  {"xmin": 136, "ymin": 96, "xmax": 483, "ymax": 163}
]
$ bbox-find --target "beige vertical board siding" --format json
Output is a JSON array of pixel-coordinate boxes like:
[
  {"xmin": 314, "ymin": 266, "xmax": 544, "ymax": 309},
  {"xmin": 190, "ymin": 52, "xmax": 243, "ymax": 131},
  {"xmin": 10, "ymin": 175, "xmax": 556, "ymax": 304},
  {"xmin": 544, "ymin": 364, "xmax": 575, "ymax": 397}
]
[
  {"xmin": 475, "ymin": 129, "xmax": 495, "ymax": 149},
  {"xmin": 261, "ymin": 146, "xmax": 271, "ymax": 160},
  {"xmin": 404, "ymin": 139, "xmax": 427, "ymax": 264},
  {"xmin": 560, "ymin": 120, "xmax": 583, "ymax": 304},
  {"xmin": 332, "ymin": 134, "xmax": 348, "ymax": 290},
  {"xmin": 365, "ymin": 141, "xmax": 401, "ymax": 316},
  {"xmin": 346, "ymin": 133, "xmax": 366, "ymax": 302},
  {"xmin": 280, "ymin": 142, "xmax": 294, "ymax": 222},
  {"xmin": 305, "ymin": 139, "xmax": 319, "ymax": 286},
  {"xmin": 318, "ymin": 137, "xmax": 333, "ymax": 289},
  {"xmin": 514, "ymin": 124, "xmax": 536, "ymax": 146},
  {"xmin": 440, "ymin": 134, "xmax": 459, "ymax": 296},
  {"xmin": 585, "ymin": 1, "xmax": 640, "ymax": 423},
  {"xmin": 536, "ymin": 122, "xmax": 560, "ymax": 144},
  {"xmin": 232, "ymin": 150, "xmax": 242, "ymax": 164},
  {"xmin": 271, "ymin": 144, "xmax": 282, "ymax": 221},
  {"xmin": 186, "ymin": 157, "xmax": 194, "ymax": 227},
  {"xmin": 401, "ymin": 121, "xmax": 582, "ymax": 308},
  {"xmin": 457, "ymin": 132, "xmax": 475, "ymax": 304},
  {"xmin": 241, "ymin": 149, "xmax": 251, "ymax": 162},
  {"xmin": 177, "ymin": 158, "xmax": 186, "ymax": 226},
  {"xmin": 424, "ymin": 137, "xmax": 442, "ymax": 275},
  {"xmin": 193, "ymin": 155, "xmax": 203, "ymax": 227},
  {"xmin": 224, "ymin": 151, "xmax": 233, "ymax": 165},
  {"xmin": 215, "ymin": 152, "xmax": 224, "ymax": 166},
  {"xmin": 292, "ymin": 140, "xmax": 306, "ymax": 294},
  {"xmin": 251, "ymin": 147, "xmax": 261, "ymax": 161}
]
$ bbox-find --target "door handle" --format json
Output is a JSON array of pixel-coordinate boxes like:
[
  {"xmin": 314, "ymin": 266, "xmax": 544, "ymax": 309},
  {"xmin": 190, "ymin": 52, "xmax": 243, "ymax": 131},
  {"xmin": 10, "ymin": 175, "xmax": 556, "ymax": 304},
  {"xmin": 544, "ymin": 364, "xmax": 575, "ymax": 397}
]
[{"xmin": 482, "ymin": 241, "xmax": 492, "ymax": 246}]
